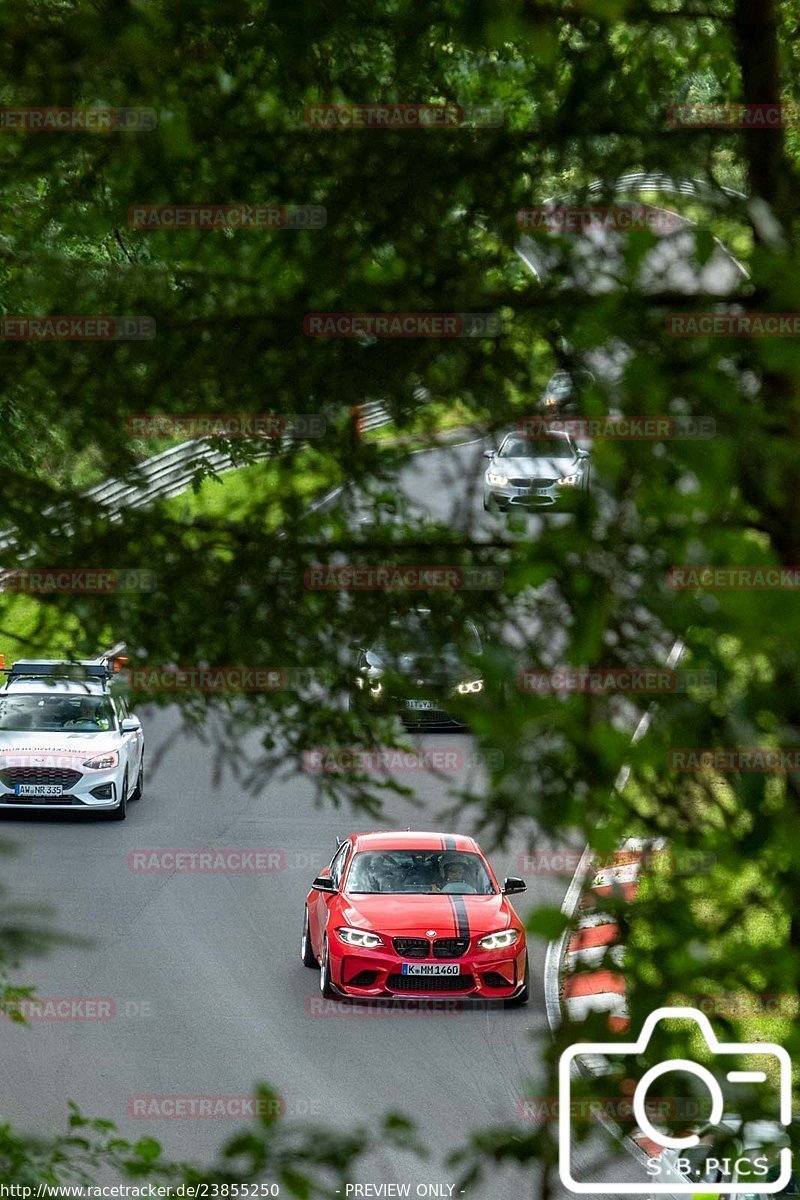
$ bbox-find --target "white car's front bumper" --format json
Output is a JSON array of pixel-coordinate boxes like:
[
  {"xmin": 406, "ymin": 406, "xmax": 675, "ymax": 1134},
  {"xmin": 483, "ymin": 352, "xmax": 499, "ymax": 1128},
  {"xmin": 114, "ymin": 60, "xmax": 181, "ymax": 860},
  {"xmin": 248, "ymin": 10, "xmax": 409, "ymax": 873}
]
[{"xmin": 0, "ymin": 764, "xmax": 125, "ymax": 811}]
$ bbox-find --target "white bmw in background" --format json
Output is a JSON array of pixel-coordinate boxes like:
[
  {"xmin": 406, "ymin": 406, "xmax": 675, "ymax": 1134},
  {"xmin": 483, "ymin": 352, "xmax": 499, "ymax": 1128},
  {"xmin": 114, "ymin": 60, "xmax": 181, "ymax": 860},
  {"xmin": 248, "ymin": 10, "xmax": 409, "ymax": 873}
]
[{"xmin": 0, "ymin": 656, "xmax": 144, "ymax": 821}]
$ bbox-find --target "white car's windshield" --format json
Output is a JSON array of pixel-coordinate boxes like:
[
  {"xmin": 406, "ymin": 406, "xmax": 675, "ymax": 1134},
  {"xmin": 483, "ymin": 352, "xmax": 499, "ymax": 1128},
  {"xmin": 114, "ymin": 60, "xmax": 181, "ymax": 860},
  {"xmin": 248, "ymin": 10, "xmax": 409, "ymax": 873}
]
[
  {"xmin": 345, "ymin": 850, "xmax": 495, "ymax": 895},
  {"xmin": 498, "ymin": 436, "xmax": 573, "ymax": 458},
  {"xmin": 0, "ymin": 694, "xmax": 117, "ymax": 733}
]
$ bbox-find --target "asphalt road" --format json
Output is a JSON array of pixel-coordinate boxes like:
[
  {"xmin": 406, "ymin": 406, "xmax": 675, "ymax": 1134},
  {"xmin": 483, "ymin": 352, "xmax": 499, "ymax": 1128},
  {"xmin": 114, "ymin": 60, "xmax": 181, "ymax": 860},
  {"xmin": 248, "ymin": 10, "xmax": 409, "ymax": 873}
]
[
  {"xmin": 1, "ymin": 211, "xmax": 739, "ymax": 1197},
  {"xmin": 0, "ymin": 442, "xmax": 666, "ymax": 1200}
]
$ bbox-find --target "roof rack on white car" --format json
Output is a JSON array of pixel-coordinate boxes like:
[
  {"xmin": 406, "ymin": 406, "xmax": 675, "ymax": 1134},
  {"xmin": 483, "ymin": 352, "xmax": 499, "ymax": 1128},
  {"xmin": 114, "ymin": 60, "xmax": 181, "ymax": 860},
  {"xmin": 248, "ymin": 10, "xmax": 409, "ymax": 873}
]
[{"xmin": 0, "ymin": 644, "xmax": 128, "ymax": 683}]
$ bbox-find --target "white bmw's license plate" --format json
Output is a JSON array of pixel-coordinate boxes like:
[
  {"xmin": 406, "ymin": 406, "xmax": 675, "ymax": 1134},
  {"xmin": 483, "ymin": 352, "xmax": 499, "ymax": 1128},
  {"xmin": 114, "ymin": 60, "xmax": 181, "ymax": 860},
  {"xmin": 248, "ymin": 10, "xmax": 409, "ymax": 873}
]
[
  {"xmin": 401, "ymin": 963, "xmax": 459, "ymax": 976},
  {"xmin": 14, "ymin": 784, "xmax": 63, "ymax": 797},
  {"xmin": 403, "ymin": 699, "xmax": 434, "ymax": 710},
  {"xmin": 533, "ymin": 487, "xmax": 552, "ymax": 495}
]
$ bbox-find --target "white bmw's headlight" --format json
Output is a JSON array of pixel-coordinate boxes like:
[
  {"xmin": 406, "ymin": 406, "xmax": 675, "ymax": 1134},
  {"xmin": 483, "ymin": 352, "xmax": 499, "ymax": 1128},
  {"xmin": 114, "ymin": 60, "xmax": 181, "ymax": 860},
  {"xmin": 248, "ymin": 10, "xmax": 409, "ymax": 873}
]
[
  {"xmin": 486, "ymin": 471, "xmax": 508, "ymax": 486},
  {"xmin": 477, "ymin": 928, "xmax": 519, "ymax": 951},
  {"xmin": 336, "ymin": 926, "xmax": 384, "ymax": 948},
  {"xmin": 456, "ymin": 679, "xmax": 484, "ymax": 695},
  {"xmin": 543, "ymin": 395, "xmax": 558, "ymax": 408},
  {"xmin": 82, "ymin": 751, "xmax": 119, "ymax": 770},
  {"xmin": 556, "ymin": 473, "xmax": 580, "ymax": 487}
]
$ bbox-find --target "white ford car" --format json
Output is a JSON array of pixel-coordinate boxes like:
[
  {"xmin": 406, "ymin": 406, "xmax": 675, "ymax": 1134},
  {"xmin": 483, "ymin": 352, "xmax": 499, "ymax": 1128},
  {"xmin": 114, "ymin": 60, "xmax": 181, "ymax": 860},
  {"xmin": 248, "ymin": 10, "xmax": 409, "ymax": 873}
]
[{"xmin": 0, "ymin": 654, "xmax": 144, "ymax": 821}]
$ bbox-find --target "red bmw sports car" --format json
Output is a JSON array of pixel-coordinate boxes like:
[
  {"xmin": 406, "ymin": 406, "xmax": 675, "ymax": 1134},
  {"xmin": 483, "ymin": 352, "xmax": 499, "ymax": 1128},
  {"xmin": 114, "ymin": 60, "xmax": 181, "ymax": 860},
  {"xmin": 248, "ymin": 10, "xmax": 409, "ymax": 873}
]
[{"xmin": 302, "ymin": 831, "xmax": 529, "ymax": 1004}]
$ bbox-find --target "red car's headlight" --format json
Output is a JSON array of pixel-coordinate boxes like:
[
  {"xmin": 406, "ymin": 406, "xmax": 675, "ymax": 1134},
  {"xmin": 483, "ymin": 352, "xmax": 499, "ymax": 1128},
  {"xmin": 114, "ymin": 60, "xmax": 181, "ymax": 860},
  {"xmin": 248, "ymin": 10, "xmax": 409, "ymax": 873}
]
[
  {"xmin": 336, "ymin": 927, "xmax": 384, "ymax": 949},
  {"xmin": 477, "ymin": 929, "xmax": 519, "ymax": 951}
]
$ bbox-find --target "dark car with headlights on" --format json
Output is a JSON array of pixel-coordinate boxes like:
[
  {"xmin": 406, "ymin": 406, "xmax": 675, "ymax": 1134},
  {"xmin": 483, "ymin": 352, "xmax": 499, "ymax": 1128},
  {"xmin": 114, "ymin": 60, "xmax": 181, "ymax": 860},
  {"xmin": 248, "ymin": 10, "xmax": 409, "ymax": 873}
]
[
  {"xmin": 351, "ymin": 610, "xmax": 484, "ymax": 729},
  {"xmin": 536, "ymin": 368, "xmax": 596, "ymax": 416},
  {"xmin": 483, "ymin": 430, "xmax": 590, "ymax": 512}
]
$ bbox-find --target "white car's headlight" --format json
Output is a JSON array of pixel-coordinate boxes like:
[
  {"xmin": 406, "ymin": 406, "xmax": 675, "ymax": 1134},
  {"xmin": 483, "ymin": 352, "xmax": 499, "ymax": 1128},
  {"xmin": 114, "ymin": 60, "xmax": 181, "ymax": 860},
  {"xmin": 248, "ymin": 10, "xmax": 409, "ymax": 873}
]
[
  {"xmin": 556, "ymin": 473, "xmax": 580, "ymax": 487},
  {"xmin": 477, "ymin": 928, "xmax": 519, "ymax": 951},
  {"xmin": 486, "ymin": 471, "xmax": 508, "ymax": 486},
  {"xmin": 82, "ymin": 751, "xmax": 119, "ymax": 770},
  {"xmin": 456, "ymin": 680, "xmax": 484, "ymax": 695},
  {"xmin": 542, "ymin": 395, "xmax": 558, "ymax": 408},
  {"xmin": 336, "ymin": 927, "xmax": 384, "ymax": 948}
]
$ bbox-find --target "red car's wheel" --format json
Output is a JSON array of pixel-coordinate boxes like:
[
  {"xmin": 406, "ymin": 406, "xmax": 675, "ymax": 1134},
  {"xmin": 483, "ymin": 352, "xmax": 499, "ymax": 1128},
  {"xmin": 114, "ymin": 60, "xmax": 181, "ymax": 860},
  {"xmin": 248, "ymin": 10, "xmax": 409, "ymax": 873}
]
[
  {"xmin": 301, "ymin": 906, "xmax": 317, "ymax": 968},
  {"xmin": 319, "ymin": 936, "xmax": 336, "ymax": 997}
]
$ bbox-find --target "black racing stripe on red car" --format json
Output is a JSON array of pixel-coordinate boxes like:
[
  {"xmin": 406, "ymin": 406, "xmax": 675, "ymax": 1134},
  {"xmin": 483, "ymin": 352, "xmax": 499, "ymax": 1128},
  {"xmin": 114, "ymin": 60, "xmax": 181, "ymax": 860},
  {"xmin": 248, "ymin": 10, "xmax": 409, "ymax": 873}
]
[
  {"xmin": 450, "ymin": 893, "xmax": 470, "ymax": 941},
  {"xmin": 442, "ymin": 835, "xmax": 457, "ymax": 850}
]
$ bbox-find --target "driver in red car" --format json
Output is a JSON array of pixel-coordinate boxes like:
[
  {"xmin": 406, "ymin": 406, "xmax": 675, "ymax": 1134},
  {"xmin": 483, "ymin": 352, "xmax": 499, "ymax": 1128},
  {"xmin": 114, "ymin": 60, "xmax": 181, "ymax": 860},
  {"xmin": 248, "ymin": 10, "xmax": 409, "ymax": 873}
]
[{"xmin": 432, "ymin": 854, "xmax": 479, "ymax": 894}]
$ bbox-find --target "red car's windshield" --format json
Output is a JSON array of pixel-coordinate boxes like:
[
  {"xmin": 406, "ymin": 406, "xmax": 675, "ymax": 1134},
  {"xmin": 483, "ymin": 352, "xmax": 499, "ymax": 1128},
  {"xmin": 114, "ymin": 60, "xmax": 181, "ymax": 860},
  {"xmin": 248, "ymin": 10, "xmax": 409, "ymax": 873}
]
[{"xmin": 345, "ymin": 850, "xmax": 495, "ymax": 895}]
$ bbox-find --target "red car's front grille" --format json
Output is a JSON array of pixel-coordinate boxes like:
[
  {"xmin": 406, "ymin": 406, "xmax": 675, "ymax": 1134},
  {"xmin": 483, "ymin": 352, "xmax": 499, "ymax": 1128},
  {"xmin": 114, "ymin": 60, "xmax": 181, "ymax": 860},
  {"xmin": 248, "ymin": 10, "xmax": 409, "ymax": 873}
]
[
  {"xmin": 432, "ymin": 938, "xmax": 469, "ymax": 958},
  {"xmin": 392, "ymin": 937, "xmax": 428, "ymax": 958},
  {"xmin": 386, "ymin": 973, "xmax": 474, "ymax": 993}
]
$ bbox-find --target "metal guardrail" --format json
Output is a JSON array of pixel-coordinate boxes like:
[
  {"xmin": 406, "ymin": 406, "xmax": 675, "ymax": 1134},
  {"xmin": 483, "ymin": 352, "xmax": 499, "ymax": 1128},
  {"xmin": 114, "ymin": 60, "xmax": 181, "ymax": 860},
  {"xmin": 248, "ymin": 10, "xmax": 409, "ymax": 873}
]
[
  {"xmin": 587, "ymin": 171, "xmax": 746, "ymax": 203},
  {"xmin": 0, "ymin": 401, "xmax": 399, "ymax": 556}
]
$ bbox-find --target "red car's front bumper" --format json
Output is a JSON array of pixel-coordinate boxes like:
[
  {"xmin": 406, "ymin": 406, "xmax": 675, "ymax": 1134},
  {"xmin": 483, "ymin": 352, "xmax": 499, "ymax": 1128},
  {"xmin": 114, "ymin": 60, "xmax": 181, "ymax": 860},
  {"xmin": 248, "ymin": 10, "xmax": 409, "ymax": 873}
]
[{"xmin": 327, "ymin": 936, "xmax": 528, "ymax": 1000}]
